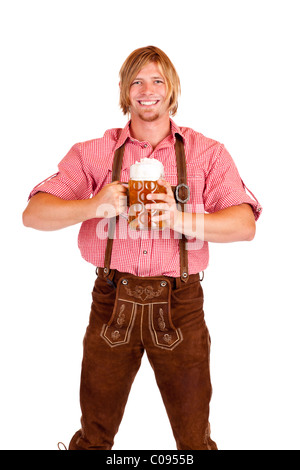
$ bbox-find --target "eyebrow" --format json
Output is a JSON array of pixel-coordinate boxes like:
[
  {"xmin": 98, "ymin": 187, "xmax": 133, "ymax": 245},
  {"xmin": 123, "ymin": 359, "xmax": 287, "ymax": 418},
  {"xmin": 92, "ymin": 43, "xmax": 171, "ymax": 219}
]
[{"xmin": 133, "ymin": 76, "xmax": 164, "ymax": 80}]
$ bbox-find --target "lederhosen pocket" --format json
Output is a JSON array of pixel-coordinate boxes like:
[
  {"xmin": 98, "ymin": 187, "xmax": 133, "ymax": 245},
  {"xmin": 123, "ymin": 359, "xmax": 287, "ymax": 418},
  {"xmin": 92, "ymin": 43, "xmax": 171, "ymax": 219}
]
[
  {"xmin": 100, "ymin": 297, "xmax": 137, "ymax": 347},
  {"xmin": 148, "ymin": 301, "xmax": 183, "ymax": 350}
]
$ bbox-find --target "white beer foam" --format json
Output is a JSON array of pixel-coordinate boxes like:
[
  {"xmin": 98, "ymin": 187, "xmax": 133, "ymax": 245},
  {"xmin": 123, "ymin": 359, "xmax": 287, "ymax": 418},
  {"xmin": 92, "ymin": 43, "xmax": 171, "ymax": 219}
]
[{"xmin": 130, "ymin": 157, "xmax": 164, "ymax": 181}]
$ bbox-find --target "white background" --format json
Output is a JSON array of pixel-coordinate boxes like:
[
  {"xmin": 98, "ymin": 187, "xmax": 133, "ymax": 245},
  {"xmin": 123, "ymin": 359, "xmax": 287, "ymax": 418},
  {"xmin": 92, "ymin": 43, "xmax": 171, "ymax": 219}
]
[{"xmin": 1, "ymin": 0, "xmax": 299, "ymax": 450}]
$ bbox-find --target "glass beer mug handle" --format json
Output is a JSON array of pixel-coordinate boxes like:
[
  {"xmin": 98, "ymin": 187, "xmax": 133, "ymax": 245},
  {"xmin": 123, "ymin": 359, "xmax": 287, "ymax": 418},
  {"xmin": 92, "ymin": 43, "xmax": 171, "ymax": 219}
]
[{"xmin": 119, "ymin": 182, "xmax": 130, "ymax": 206}]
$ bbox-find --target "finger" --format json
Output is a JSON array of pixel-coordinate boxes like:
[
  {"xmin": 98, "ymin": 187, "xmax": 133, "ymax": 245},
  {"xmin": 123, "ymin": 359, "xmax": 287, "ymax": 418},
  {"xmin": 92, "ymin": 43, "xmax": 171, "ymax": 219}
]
[
  {"xmin": 119, "ymin": 185, "xmax": 129, "ymax": 194},
  {"xmin": 157, "ymin": 179, "xmax": 173, "ymax": 195},
  {"xmin": 114, "ymin": 183, "xmax": 129, "ymax": 193},
  {"xmin": 146, "ymin": 193, "xmax": 168, "ymax": 200},
  {"xmin": 118, "ymin": 180, "xmax": 129, "ymax": 187},
  {"xmin": 111, "ymin": 181, "xmax": 128, "ymax": 193},
  {"xmin": 112, "ymin": 180, "xmax": 128, "ymax": 187},
  {"xmin": 145, "ymin": 203, "xmax": 169, "ymax": 211},
  {"xmin": 147, "ymin": 195, "xmax": 175, "ymax": 207},
  {"xmin": 152, "ymin": 212, "xmax": 172, "ymax": 222}
]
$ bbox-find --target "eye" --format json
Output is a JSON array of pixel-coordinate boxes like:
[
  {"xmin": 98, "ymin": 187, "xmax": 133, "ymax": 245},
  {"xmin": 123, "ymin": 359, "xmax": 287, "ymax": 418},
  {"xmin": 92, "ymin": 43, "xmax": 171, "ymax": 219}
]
[
  {"xmin": 154, "ymin": 79, "xmax": 164, "ymax": 84},
  {"xmin": 132, "ymin": 80, "xmax": 141, "ymax": 86}
]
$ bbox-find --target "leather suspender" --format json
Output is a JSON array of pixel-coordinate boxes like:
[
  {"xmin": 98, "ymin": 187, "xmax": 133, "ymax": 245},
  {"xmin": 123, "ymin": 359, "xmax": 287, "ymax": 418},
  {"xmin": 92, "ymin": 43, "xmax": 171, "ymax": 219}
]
[
  {"xmin": 103, "ymin": 144, "xmax": 125, "ymax": 284},
  {"xmin": 103, "ymin": 134, "xmax": 190, "ymax": 283},
  {"xmin": 174, "ymin": 134, "xmax": 189, "ymax": 282}
]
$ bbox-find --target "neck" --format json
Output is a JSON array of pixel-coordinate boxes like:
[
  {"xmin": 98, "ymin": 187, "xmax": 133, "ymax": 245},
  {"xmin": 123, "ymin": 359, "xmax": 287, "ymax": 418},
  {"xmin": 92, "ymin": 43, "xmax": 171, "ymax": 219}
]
[{"xmin": 129, "ymin": 115, "xmax": 171, "ymax": 149}]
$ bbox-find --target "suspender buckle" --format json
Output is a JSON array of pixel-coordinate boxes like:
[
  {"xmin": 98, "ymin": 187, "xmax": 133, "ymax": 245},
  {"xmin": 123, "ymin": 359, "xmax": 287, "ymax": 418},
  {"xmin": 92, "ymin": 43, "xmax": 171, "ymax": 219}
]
[{"xmin": 175, "ymin": 183, "xmax": 190, "ymax": 204}]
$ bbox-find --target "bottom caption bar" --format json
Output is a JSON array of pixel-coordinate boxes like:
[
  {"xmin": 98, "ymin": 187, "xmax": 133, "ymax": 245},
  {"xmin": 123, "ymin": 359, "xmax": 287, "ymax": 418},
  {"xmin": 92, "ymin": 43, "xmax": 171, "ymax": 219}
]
[{"xmin": 106, "ymin": 453, "xmax": 194, "ymax": 466}]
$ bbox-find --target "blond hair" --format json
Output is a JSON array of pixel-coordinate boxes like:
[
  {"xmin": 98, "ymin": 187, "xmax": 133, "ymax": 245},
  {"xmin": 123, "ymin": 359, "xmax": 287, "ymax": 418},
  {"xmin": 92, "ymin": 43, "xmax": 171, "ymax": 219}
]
[{"xmin": 119, "ymin": 46, "xmax": 181, "ymax": 117}]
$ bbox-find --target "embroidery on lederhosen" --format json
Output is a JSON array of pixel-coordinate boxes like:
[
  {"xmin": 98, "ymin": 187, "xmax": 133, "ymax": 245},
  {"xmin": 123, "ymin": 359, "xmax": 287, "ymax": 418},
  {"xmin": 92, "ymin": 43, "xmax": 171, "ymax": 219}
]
[
  {"xmin": 100, "ymin": 300, "xmax": 136, "ymax": 347},
  {"xmin": 116, "ymin": 304, "xmax": 125, "ymax": 327},
  {"xmin": 110, "ymin": 304, "xmax": 126, "ymax": 341},
  {"xmin": 124, "ymin": 285, "xmax": 163, "ymax": 302},
  {"xmin": 148, "ymin": 303, "xmax": 183, "ymax": 350},
  {"xmin": 158, "ymin": 308, "xmax": 166, "ymax": 331}
]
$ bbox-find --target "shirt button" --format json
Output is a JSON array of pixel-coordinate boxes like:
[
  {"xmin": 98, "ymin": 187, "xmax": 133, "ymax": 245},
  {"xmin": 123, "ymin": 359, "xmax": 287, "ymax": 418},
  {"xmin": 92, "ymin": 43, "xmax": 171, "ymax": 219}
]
[
  {"xmin": 143, "ymin": 144, "xmax": 147, "ymax": 148},
  {"xmin": 143, "ymin": 250, "xmax": 148, "ymax": 254}
]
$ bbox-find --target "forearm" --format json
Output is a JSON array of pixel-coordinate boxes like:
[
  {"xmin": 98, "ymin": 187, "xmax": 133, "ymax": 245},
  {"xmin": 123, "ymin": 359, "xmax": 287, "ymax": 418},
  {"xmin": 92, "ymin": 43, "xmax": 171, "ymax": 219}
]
[
  {"xmin": 172, "ymin": 204, "xmax": 256, "ymax": 242},
  {"xmin": 22, "ymin": 192, "xmax": 95, "ymax": 231}
]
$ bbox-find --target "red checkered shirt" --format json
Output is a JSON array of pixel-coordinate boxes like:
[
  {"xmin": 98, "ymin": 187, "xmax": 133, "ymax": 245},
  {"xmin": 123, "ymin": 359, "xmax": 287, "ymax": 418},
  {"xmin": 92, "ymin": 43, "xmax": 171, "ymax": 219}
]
[{"xmin": 29, "ymin": 119, "xmax": 262, "ymax": 277}]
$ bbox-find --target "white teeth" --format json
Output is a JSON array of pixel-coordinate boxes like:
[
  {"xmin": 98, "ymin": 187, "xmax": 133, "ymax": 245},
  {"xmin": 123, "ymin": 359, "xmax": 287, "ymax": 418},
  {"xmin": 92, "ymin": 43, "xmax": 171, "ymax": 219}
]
[{"xmin": 139, "ymin": 101, "xmax": 158, "ymax": 106}]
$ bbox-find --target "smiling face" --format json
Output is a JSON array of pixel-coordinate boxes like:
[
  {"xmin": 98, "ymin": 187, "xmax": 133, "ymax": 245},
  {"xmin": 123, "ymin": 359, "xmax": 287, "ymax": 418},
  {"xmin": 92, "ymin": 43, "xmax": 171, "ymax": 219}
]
[{"xmin": 128, "ymin": 62, "xmax": 170, "ymax": 123}]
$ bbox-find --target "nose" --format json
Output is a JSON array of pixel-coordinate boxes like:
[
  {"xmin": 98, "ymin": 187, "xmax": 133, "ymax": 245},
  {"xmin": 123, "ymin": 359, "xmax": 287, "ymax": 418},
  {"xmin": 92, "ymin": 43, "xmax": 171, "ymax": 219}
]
[{"xmin": 141, "ymin": 80, "xmax": 155, "ymax": 95}]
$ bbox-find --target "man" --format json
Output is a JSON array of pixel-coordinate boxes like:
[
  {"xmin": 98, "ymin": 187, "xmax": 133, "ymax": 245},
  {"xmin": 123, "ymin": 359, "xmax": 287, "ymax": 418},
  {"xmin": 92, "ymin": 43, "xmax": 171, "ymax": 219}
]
[{"xmin": 23, "ymin": 46, "xmax": 262, "ymax": 450}]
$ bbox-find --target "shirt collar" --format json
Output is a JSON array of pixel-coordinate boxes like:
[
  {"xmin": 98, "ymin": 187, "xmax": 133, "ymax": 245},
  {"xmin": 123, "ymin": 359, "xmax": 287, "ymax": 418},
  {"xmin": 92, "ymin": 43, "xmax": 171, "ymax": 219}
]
[
  {"xmin": 115, "ymin": 121, "xmax": 131, "ymax": 149},
  {"xmin": 169, "ymin": 118, "xmax": 185, "ymax": 144},
  {"xmin": 115, "ymin": 118, "xmax": 185, "ymax": 150}
]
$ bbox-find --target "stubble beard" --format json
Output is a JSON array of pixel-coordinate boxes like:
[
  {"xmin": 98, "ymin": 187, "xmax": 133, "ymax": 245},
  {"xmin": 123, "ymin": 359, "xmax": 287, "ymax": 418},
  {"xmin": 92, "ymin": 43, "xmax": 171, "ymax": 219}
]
[{"xmin": 138, "ymin": 111, "xmax": 160, "ymax": 122}]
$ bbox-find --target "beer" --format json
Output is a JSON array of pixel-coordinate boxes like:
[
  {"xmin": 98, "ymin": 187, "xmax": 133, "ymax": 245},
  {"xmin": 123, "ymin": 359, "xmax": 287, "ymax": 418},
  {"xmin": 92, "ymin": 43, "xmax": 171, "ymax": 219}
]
[{"xmin": 128, "ymin": 158, "xmax": 167, "ymax": 231}]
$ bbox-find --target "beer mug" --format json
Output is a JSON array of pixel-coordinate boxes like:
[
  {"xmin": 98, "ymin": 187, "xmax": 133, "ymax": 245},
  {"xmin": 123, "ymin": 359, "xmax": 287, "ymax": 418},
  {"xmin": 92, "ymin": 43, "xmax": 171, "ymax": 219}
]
[{"xmin": 128, "ymin": 158, "xmax": 167, "ymax": 231}]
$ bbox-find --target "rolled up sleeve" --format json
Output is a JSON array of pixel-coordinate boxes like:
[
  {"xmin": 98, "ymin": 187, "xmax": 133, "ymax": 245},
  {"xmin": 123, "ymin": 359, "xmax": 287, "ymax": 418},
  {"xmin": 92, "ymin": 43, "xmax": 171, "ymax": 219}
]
[
  {"xmin": 203, "ymin": 145, "xmax": 262, "ymax": 221},
  {"xmin": 28, "ymin": 143, "xmax": 94, "ymax": 201}
]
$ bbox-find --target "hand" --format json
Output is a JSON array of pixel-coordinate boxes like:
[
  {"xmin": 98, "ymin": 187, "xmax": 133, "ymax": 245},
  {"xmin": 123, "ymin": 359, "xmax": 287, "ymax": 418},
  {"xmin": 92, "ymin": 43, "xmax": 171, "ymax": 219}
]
[
  {"xmin": 90, "ymin": 181, "xmax": 128, "ymax": 219},
  {"xmin": 145, "ymin": 179, "xmax": 181, "ymax": 229}
]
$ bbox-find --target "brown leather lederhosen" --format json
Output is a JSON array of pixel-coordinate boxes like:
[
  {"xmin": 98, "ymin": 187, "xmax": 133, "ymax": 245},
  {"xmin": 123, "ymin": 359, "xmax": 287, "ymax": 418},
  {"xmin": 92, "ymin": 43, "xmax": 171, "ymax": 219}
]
[{"xmin": 68, "ymin": 135, "xmax": 217, "ymax": 451}]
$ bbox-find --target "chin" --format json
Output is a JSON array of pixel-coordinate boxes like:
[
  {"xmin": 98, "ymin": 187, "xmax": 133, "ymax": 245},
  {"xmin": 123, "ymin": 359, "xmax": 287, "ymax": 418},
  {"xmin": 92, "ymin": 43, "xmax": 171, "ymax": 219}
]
[{"xmin": 138, "ymin": 112, "xmax": 160, "ymax": 122}]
